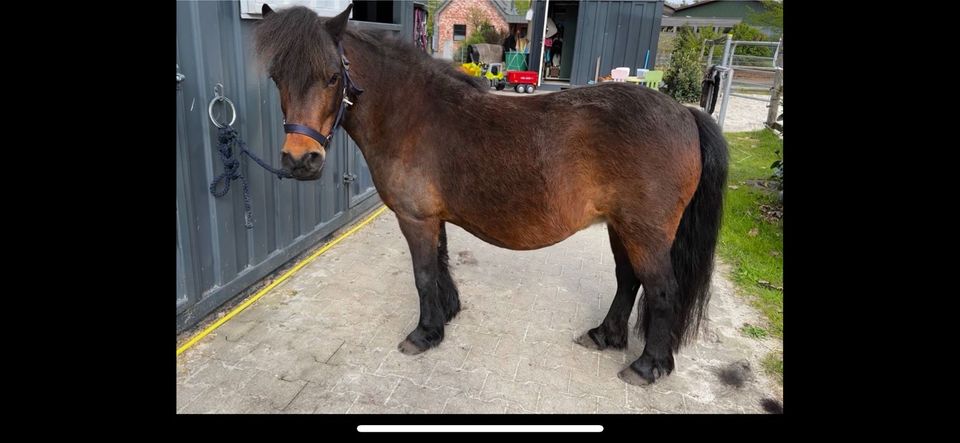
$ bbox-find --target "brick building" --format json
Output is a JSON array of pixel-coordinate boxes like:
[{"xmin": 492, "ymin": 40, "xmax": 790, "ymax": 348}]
[{"xmin": 435, "ymin": 0, "xmax": 526, "ymax": 59}]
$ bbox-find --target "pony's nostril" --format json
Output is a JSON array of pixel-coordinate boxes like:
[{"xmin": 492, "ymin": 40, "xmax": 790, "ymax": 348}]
[{"xmin": 308, "ymin": 152, "xmax": 322, "ymax": 163}]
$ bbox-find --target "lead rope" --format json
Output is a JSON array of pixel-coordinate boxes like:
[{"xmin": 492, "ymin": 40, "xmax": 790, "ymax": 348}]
[
  {"xmin": 207, "ymin": 83, "xmax": 292, "ymax": 229},
  {"xmin": 209, "ymin": 126, "xmax": 293, "ymax": 228}
]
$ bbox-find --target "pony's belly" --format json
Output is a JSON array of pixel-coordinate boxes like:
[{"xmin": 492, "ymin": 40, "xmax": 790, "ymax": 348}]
[{"xmin": 449, "ymin": 212, "xmax": 605, "ymax": 251}]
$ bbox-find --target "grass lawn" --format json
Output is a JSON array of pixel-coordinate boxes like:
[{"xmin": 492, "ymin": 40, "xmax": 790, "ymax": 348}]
[{"xmin": 719, "ymin": 128, "xmax": 783, "ymax": 383}]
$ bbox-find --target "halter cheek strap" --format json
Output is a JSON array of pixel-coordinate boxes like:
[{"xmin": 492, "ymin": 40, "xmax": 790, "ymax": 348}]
[{"xmin": 283, "ymin": 41, "xmax": 364, "ymax": 148}]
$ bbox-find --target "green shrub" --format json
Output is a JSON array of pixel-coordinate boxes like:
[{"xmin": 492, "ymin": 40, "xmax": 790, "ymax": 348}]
[
  {"xmin": 732, "ymin": 23, "xmax": 771, "ymax": 57},
  {"xmin": 453, "ymin": 20, "xmax": 507, "ymax": 63},
  {"xmin": 664, "ymin": 26, "xmax": 704, "ymax": 103}
]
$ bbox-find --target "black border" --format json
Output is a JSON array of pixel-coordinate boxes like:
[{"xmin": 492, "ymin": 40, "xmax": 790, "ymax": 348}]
[{"xmin": 56, "ymin": 0, "xmax": 893, "ymax": 432}]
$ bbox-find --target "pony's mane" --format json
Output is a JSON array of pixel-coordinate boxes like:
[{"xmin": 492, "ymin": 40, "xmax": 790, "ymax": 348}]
[
  {"xmin": 255, "ymin": 6, "xmax": 486, "ymax": 95},
  {"xmin": 346, "ymin": 28, "xmax": 488, "ymax": 93}
]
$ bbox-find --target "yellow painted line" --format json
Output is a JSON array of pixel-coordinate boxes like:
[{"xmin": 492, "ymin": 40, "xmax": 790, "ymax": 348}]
[{"xmin": 176, "ymin": 205, "xmax": 388, "ymax": 356}]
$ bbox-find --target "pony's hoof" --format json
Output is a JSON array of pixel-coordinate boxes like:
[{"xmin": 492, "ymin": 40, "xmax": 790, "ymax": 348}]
[
  {"xmin": 574, "ymin": 331, "xmax": 602, "ymax": 350},
  {"xmin": 398, "ymin": 339, "xmax": 427, "ymax": 355},
  {"xmin": 399, "ymin": 326, "xmax": 443, "ymax": 355},
  {"xmin": 619, "ymin": 353, "xmax": 673, "ymax": 386},
  {"xmin": 574, "ymin": 328, "xmax": 626, "ymax": 350},
  {"xmin": 618, "ymin": 367, "xmax": 654, "ymax": 386}
]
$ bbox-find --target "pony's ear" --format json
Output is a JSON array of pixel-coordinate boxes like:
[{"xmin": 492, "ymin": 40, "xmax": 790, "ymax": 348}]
[
  {"xmin": 261, "ymin": 3, "xmax": 274, "ymax": 17},
  {"xmin": 324, "ymin": 4, "xmax": 353, "ymax": 41}
]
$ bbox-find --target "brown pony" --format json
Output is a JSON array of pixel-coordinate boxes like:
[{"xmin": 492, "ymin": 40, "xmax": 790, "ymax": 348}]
[{"xmin": 255, "ymin": 4, "xmax": 728, "ymax": 385}]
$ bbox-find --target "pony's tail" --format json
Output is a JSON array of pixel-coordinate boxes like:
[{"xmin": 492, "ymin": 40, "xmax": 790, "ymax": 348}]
[{"xmin": 667, "ymin": 108, "xmax": 729, "ymax": 349}]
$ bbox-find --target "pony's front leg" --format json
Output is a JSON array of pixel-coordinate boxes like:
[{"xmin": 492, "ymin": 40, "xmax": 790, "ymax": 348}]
[{"xmin": 395, "ymin": 214, "xmax": 446, "ymax": 355}]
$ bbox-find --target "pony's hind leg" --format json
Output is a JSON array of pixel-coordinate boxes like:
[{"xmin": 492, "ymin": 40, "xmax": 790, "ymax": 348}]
[
  {"xmin": 617, "ymin": 255, "xmax": 679, "ymax": 386},
  {"xmin": 395, "ymin": 214, "xmax": 447, "ymax": 355},
  {"xmin": 607, "ymin": 221, "xmax": 681, "ymax": 386},
  {"xmin": 438, "ymin": 222, "xmax": 461, "ymax": 322},
  {"xmin": 575, "ymin": 224, "xmax": 641, "ymax": 350}
]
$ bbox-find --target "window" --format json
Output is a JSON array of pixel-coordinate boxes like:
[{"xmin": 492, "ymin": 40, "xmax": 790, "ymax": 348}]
[
  {"xmin": 240, "ymin": 0, "xmax": 352, "ymax": 20},
  {"xmin": 351, "ymin": 0, "xmax": 399, "ymax": 24},
  {"xmin": 453, "ymin": 24, "xmax": 466, "ymax": 41}
]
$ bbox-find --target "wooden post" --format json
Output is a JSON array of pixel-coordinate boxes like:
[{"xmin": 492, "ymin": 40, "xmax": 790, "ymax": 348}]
[
  {"xmin": 766, "ymin": 38, "xmax": 783, "ymax": 129},
  {"xmin": 766, "ymin": 68, "xmax": 782, "ymax": 129}
]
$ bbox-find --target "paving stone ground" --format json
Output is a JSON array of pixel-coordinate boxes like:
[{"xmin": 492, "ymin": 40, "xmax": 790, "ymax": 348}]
[{"xmin": 177, "ymin": 210, "xmax": 783, "ymax": 414}]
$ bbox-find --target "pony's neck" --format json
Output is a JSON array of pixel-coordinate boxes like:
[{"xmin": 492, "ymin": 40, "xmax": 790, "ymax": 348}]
[
  {"xmin": 336, "ymin": 32, "xmax": 387, "ymax": 150},
  {"xmin": 336, "ymin": 30, "xmax": 484, "ymax": 156}
]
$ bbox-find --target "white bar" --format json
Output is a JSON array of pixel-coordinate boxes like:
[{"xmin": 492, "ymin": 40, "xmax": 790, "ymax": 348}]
[
  {"xmin": 357, "ymin": 425, "xmax": 603, "ymax": 433},
  {"xmin": 536, "ymin": 0, "xmax": 551, "ymax": 88}
]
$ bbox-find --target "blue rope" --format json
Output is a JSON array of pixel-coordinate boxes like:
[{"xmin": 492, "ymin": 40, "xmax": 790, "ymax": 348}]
[{"xmin": 209, "ymin": 126, "xmax": 292, "ymax": 229}]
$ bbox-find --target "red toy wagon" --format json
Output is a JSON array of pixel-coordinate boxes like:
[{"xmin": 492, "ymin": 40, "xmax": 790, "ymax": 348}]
[{"xmin": 506, "ymin": 70, "xmax": 539, "ymax": 93}]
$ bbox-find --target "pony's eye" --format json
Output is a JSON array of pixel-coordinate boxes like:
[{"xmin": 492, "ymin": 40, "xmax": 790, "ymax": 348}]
[{"xmin": 328, "ymin": 73, "xmax": 340, "ymax": 86}]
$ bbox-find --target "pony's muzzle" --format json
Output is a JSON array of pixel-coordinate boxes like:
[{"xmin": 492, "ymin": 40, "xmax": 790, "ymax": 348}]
[{"xmin": 281, "ymin": 149, "xmax": 325, "ymax": 180}]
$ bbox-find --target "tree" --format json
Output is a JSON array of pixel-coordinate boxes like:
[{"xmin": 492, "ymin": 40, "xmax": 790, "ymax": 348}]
[
  {"xmin": 426, "ymin": 0, "xmax": 441, "ymax": 37},
  {"xmin": 513, "ymin": 0, "xmax": 531, "ymax": 15},
  {"xmin": 466, "ymin": 5, "xmax": 487, "ymax": 33},
  {"xmin": 748, "ymin": 0, "xmax": 783, "ymax": 36}
]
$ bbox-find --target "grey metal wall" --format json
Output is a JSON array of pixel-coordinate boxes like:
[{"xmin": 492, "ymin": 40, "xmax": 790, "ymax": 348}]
[
  {"xmin": 570, "ymin": 1, "xmax": 662, "ymax": 85},
  {"xmin": 530, "ymin": 1, "xmax": 663, "ymax": 86},
  {"xmin": 176, "ymin": 1, "xmax": 409, "ymax": 333}
]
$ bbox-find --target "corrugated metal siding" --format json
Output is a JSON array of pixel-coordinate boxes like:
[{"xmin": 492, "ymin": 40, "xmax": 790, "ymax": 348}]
[
  {"xmin": 176, "ymin": 1, "xmax": 409, "ymax": 333},
  {"xmin": 570, "ymin": 0, "xmax": 662, "ymax": 85},
  {"xmin": 530, "ymin": 1, "xmax": 662, "ymax": 87}
]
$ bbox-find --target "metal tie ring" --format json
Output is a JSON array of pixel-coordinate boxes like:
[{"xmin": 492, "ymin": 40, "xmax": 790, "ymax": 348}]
[{"xmin": 208, "ymin": 84, "xmax": 237, "ymax": 128}]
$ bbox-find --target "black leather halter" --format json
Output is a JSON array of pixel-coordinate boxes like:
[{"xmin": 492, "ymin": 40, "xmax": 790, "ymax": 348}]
[{"xmin": 283, "ymin": 42, "xmax": 363, "ymax": 148}]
